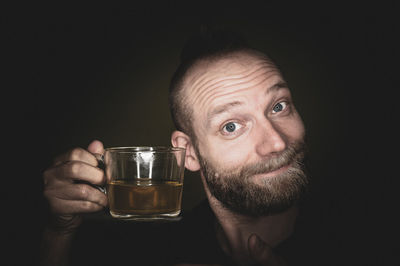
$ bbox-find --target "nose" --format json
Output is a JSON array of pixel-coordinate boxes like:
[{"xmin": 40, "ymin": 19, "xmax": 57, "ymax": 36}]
[{"xmin": 255, "ymin": 119, "xmax": 287, "ymax": 157}]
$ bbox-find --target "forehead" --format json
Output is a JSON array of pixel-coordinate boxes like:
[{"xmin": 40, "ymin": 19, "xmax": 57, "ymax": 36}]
[
  {"xmin": 185, "ymin": 51, "xmax": 275, "ymax": 83},
  {"xmin": 181, "ymin": 51, "xmax": 283, "ymax": 110}
]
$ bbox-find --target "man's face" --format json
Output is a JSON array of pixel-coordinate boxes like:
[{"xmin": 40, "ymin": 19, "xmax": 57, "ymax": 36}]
[{"xmin": 184, "ymin": 52, "xmax": 308, "ymax": 216}]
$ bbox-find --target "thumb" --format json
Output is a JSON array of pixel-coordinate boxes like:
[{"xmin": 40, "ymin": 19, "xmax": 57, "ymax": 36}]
[
  {"xmin": 87, "ymin": 140, "xmax": 104, "ymax": 154},
  {"xmin": 248, "ymin": 234, "xmax": 285, "ymax": 266}
]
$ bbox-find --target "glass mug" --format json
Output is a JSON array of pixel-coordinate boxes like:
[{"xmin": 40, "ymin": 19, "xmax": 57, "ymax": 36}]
[{"xmin": 97, "ymin": 147, "xmax": 186, "ymax": 221}]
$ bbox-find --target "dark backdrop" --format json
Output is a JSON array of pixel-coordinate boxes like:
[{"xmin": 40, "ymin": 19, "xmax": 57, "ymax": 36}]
[{"xmin": 4, "ymin": 2, "xmax": 399, "ymax": 265}]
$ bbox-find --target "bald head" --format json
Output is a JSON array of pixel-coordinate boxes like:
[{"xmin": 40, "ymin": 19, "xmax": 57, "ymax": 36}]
[{"xmin": 169, "ymin": 48, "xmax": 281, "ymax": 140}]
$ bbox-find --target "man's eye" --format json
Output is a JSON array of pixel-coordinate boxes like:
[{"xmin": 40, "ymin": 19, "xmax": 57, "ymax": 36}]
[
  {"xmin": 272, "ymin": 101, "xmax": 288, "ymax": 114},
  {"xmin": 222, "ymin": 122, "xmax": 242, "ymax": 134}
]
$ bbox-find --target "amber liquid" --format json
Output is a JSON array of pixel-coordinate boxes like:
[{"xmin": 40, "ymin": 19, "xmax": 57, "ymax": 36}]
[{"xmin": 107, "ymin": 179, "xmax": 183, "ymax": 216}]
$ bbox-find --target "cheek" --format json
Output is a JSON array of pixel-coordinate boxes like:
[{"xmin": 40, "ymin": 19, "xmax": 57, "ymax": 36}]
[
  {"xmin": 281, "ymin": 113, "xmax": 306, "ymax": 142},
  {"xmin": 201, "ymin": 138, "xmax": 252, "ymax": 171}
]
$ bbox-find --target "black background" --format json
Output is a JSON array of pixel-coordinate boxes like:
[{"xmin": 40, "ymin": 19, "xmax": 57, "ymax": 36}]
[{"xmin": 3, "ymin": 2, "xmax": 399, "ymax": 265}]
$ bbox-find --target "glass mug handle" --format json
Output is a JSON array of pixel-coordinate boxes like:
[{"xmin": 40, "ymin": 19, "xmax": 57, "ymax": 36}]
[{"xmin": 92, "ymin": 153, "xmax": 107, "ymax": 194}]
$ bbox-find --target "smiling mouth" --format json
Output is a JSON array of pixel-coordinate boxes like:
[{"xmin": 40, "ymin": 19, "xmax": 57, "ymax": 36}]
[{"xmin": 252, "ymin": 163, "xmax": 291, "ymax": 179}]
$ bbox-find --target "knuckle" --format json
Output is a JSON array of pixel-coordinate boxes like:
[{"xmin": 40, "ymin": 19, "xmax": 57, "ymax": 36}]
[
  {"xmin": 68, "ymin": 147, "xmax": 84, "ymax": 161},
  {"xmin": 93, "ymin": 170, "xmax": 105, "ymax": 185},
  {"xmin": 81, "ymin": 201, "xmax": 96, "ymax": 211},
  {"xmin": 68, "ymin": 161, "xmax": 82, "ymax": 176},
  {"xmin": 78, "ymin": 185, "xmax": 89, "ymax": 199}
]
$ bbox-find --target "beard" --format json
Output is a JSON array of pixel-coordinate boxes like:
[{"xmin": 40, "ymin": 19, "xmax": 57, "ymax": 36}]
[{"xmin": 197, "ymin": 141, "xmax": 309, "ymax": 217}]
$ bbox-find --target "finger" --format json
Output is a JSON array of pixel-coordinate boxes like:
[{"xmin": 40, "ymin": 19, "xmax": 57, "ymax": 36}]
[
  {"xmin": 45, "ymin": 183, "xmax": 108, "ymax": 207},
  {"xmin": 47, "ymin": 160, "xmax": 105, "ymax": 185},
  {"xmin": 87, "ymin": 140, "xmax": 104, "ymax": 154},
  {"xmin": 248, "ymin": 234, "xmax": 283, "ymax": 266},
  {"xmin": 53, "ymin": 147, "xmax": 98, "ymax": 167},
  {"xmin": 47, "ymin": 198, "xmax": 105, "ymax": 214}
]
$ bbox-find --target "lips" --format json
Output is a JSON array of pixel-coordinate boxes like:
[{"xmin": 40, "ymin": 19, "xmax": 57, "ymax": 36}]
[{"xmin": 252, "ymin": 163, "xmax": 292, "ymax": 179}]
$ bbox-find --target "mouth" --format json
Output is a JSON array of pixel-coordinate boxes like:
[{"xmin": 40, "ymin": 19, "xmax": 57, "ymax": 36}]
[{"xmin": 252, "ymin": 163, "xmax": 292, "ymax": 180}]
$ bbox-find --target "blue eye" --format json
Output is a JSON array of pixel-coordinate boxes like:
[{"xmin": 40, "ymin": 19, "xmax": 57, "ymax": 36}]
[
  {"xmin": 224, "ymin": 122, "xmax": 236, "ymax": 132},
  {"xmin": 222, "ymin": 122, "xmax": 243, "ymax": 134},
  {"xmin": 272, "ymin": 102, "xmax": 287, "ymax": 113}
]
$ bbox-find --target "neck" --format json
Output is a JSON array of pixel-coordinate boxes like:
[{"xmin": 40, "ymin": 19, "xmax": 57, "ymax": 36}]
[{"xmin": 201, "ymin": 176, "xmax": 298, "ymax": 264}]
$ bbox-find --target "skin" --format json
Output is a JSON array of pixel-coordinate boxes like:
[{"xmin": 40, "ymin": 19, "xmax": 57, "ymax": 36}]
[
  {"xmin": 41, "ymin": 141, "xmax": 107, "ymax": 266},
  {"xmin": 42, "ymin": 51, "xmax": 305, "ymax": 266},
  {"xmin": 171, "ymin": 51, "xmax": 305, "ymax": 265}
]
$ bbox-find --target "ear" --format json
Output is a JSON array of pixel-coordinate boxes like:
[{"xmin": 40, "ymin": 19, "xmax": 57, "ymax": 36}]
[{"xmin": 171, "ymin": 130, "xmax": 201, "ymax": 172}]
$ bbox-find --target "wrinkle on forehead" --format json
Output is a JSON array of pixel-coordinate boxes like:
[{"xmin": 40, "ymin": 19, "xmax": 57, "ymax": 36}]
[
  {"xmin": 198, "ymin": 68, "xmax": 280, "ymax": 111},
  {"xmin": 185, "ymin": 56, "xmax": 282, "ymax": 112},
  {"xmin": 188, "ymin": 59, "xmax": 268, "ymax": 92},
  {"xmin": 186, "ymin": 52, "xmax": 274, "ymax": 90},
  {"xmin": 192, "ymin": 62, "xmax": 275, "ymax": 107}
]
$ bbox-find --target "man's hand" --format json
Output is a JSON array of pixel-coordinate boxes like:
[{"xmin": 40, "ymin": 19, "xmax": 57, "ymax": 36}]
[
  {"xmin": 43, "ymin": 140, "xmax": 108, "ymax": 232},
  {"xmin": 248, "ymin": 234, "xmax": 287, "ymax": 266}
]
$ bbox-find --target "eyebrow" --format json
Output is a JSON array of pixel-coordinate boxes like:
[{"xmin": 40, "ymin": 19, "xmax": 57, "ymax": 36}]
[
  {"xmin": 267, "ymin": 81, "xmax": 288, "ymax": 93},
  {"xmin": 208, "ymin": 101, "xmax": 244, "ymax": 121},
  {"xmin": 207, "ymin": 81, "xmax": 289, "ymax": 122}
]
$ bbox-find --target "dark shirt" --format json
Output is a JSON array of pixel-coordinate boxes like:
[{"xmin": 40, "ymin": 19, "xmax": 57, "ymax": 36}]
[{"xmin": 70, "ymin": 200, "xmax": 325, "ymax": 266}]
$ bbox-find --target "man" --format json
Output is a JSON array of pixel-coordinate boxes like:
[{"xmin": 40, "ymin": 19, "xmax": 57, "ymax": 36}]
[{"xmin": 41, "ymin": 29, "xmax": 310, "ymax": 266}]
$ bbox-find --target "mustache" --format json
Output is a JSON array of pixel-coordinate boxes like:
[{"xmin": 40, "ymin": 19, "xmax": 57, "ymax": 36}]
[{"xmin": 239, "ymin": 141, "xmax": 306, "ymax": 179}]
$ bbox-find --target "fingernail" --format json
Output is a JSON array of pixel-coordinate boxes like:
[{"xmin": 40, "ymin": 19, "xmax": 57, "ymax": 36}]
[{"xmin": 251, "ymin": 234, "xmax": 263, "ymax": 252}]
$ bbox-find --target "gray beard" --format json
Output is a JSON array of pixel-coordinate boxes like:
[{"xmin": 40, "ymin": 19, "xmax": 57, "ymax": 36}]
[{"xmin": 197, "ymin": 141, "xmax": 309, "ymax": 217}]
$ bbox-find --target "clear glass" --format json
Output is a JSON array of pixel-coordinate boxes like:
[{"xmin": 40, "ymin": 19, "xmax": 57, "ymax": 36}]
[{"xmin": 103, "ymin": 146, "xmax": 186, "ymax": 221}]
